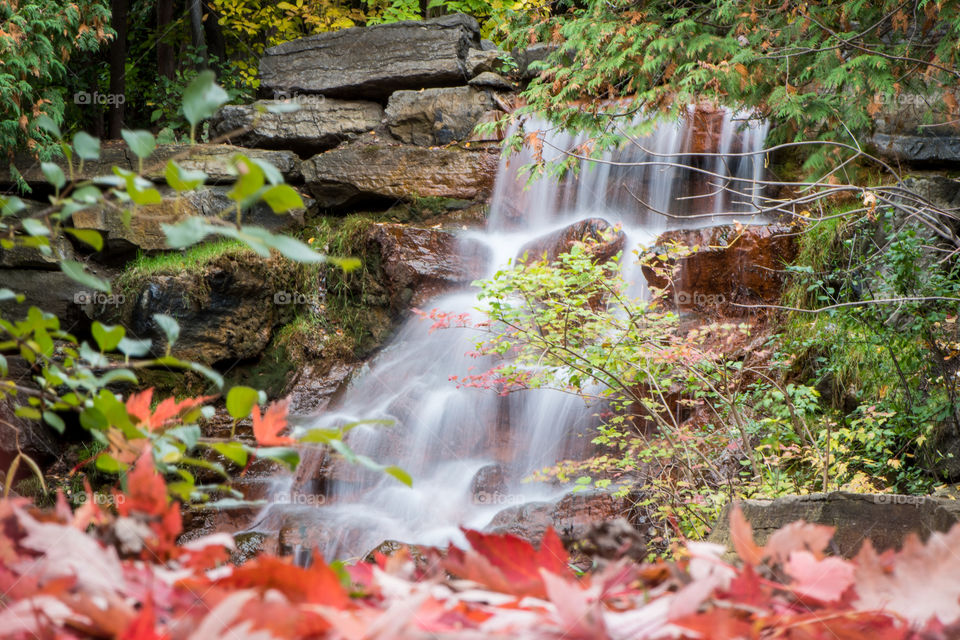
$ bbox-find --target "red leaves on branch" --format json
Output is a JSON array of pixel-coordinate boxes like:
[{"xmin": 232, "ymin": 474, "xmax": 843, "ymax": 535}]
[{"xmin": 125, "ymin": 388, "xmax": 212, "ymax": 431}]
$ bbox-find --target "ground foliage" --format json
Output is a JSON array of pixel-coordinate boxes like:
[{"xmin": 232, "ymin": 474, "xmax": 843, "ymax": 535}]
[{"xmin": 4, "ymin": 441, "xmax": 960, "ymax": 638}]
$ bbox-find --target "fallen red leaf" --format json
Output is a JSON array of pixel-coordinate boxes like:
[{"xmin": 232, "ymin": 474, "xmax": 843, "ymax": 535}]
[{"xmin": 252, "ymin": 398, "xmax": 295, "ymax": 446}]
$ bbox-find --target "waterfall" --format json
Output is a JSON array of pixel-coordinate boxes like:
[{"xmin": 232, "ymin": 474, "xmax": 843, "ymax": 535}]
[{"xmin": 251, "ymin": 108, "xmax": 769, "ymax": 560}]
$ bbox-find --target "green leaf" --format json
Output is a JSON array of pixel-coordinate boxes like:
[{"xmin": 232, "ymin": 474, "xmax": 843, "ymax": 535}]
[
  {"xmin": 33, "ymin": 115, "xmax": 61, "ymax": 139},
  {"xmin": 61, "ymin": 260, "xmax": 110, "ymax": 293},
  {"xmin": 183, "ymin": 70, "xmax": 229, "ymax": 128},
  {"xmin": 72, "ymin": 132, "xmax": 100, "ymax": 160},
  {"xmin": 0, "ymin": 288, "xmax": 22, "ymax": 303},
  {"xmin": 385, "ymin": 465, "xmax": 413, "ymax": 487},
  {"xmin": 166, "ymin": 425, "xmax": 201, "ymax": 449},
  {"xmin": 64, "ymin": 228, "xmax": 104, "ymax": 251},
  {"xmin": 249, "ymin": 446, "xmax": 299, "ymax": 471},
  {"xmin": 91, "ymin": 322, "xmax": 125, "ymax": 352},
  {"xmin": 153, "ymin": 313, "xmax": 180, "ymax": 346},
  {"xmin": 188, "ymin": 361, "xmax": 224, "ymax": 389},
  {"xmin": 21, "ymin": 218, "xmax": 50, "ymax": 237},
  {"xmin": 95, "ymin": 453, "xmax": 126, "ymax": 473},
  {"xmin": 121, "ymin": 129, "xmax": 156, "ymax": 160},
  {"xmin": 42, "ymin": 411, "xmax": 65, "ymax": 434},
  {"xmin": 161, "ymin": 216, "xmax": 214, "ymax": 248},
  {"xmin": 40, "ymin": 162, "xmax": 65, "ymax": 189},
  {"xmin": 261, "ymin": 184, "xmax": 304, "ymax": 213},
  {"xmin": 0, "ymin": 196, "xmax": 26, "ymax": 217},
  {"xmin": 226, "ymin": 156, "xmax": 265, "ymax": 202},
  {"xmin": 118, "ymin": 337, "xmax": 152, "ymax": 357},
  {"xmin": 226, "ymin": 386, "xmax": 259, "ymax": 419},
  {"xmin": 165, "ymin": 160, "xmax": 207, "ymax": 191},
  {"xmin": 210, "ymin": 441, "xmax": 248, "ymax": 467},
  {"xmin": 329, "ymin": 257, "xmax": 362, "ymax": 272}
]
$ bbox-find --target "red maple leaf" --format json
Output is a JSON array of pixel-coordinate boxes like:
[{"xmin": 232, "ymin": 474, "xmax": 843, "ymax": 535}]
[
  {"xmin": 252, "ymin": 398, "xmax": 295, "ymax": 446},
  {"xmin": 116, "ymin": 448, "xmax": 168, "ymax": 518},
  {"xmin": 214, "ymin": 552, "xmax": 349, "ymax": 608},
  {"xmin": 444, "ymin": 528, "xmax": 572, "ymax": 598},
  {"xmin": 125, "ymin": 388, "xmax": 212, "ymax": 431}
]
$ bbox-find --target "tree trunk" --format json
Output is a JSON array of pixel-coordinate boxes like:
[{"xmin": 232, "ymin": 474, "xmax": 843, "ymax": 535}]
[
  {"xmin": 107, "ymin": 0, "xmax": 128, "ymax": 138},
  {"xmin": 188, "ymin": 0, "xmax": 209, "ymax": 68},
  {"xmin": 156, "ymin": 0, "xmax": 175, "ymax": 80},
  {"xmin": 203, "ymin": 0, "xmax": 226, "ymax": 71}
]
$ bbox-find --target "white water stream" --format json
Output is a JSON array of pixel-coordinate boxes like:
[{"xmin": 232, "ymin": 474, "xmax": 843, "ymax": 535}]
[{"xmin": 251, "ymin": 109, "xmax": 769, "ymax": 559}]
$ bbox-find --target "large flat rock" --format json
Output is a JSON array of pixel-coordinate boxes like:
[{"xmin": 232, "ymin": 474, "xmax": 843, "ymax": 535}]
[
  {"xmin": 385, "ymin": 86, "xmax": 494, "ymax": 145},
  {"xmin": 302, "ymin": 141, "xmax": 499, "ymax": 207},
  {"xmin": 210, "ymin": 99, "xmax": 384, "ymax": 153},
  {"xmin": 872, "ymin": 132, "xmax": 960, "ymax": 164},
  {"xmin": 259, "ymin": 14, "xmax": 480, "ymax": 98},
  {"xmin": 0, "ymin": 144, "xmax": 301, "ymax": 186},
  {"xmin": 709, "ymin": 492, "xmax": 960, "ymax": 557}
]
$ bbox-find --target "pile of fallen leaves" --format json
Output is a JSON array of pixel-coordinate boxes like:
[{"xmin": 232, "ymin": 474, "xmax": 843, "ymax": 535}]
[{"xmin": 3, "ymin": 450, "xmax": 960, "ymax": 639}]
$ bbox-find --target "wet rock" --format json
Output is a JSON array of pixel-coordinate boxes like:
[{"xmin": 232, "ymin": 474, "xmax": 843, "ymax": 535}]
[
  {"xmin": 385, "ymin": 86, "xmax": 495, "ymax": 146},
  {"xmin": 232, "ymin": 531, "xmax": 268, "ymax": 565},
  {"xmin": 577, "ymin": 518, "xmax": 648, "ymax": 564},
  {"xmin": 115, "ymin": 254, "xmax": 296, "ymax": 364},
  {"xmin": 0, "ymin": 233, "xmax": 75, "ymax": 268},
  {"xmin": 518, "ymin": 217, "xmax": 626, "ymax": 265},
  {"xmin": 466, "ymin": 48, "xmax": 501, "ymax": 76},
  {"xmin": 364, "ymin": 539, "xmax": 426, "ymax": 565},
  {"xmin": 486, "ymin": 501, "xmax": 554, "ymax": 540},
  {"xmin": 260, "ymin": 14, "xmax": 480, "ymax": 99},
  {"xmin": 470, "ymin": 464, "xmax": 507, "ymax": 502},
  {"xmin": 468, "ymin": 72, "xmax": 515, "ymax": 92},
  {"xmin": 287, "ymin": 362, "xmax": 357, "ymax": 415},
  {"xmin": 871, "ymin": 132, "xmax": 960, "ymax": 164},
  {"xmin": 71, "ymin": 186, "xmax": 308, "ymax": 260},
  {"xmin": 642, "ymin": 224, "xmax": 796, "ymax": 314},
  {"xmin": 708, "ymin": 492, "xmax": 960, "ymax": 557},
  {"xmin": 302, "ymin": 141, "xmax": 500, "ymax": 207},
  {"xmin": 366, "ymin": 222, "xmax": 491, "ymax": 304},
  {"xmin": 552, "ymin": 490, "xmax": 630, "ymax": 541},
  {"xmin": 210, "ymin": 99, "xmax": 385, "ymax": 154},
  {"xmin": 0, "ymin": 396, "xmax": 62, "ymax": 480}
]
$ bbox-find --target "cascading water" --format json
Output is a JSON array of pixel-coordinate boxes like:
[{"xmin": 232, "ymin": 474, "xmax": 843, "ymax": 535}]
[{"xmin": 251, "ymin": 108, "xmax": 769, "ymax": 559}]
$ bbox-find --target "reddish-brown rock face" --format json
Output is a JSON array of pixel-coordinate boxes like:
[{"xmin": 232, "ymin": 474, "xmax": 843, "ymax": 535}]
[
  {"xmin": 366, "ymin": 223, "xmax": 491, "ymax": 306},
  {"xmin": 517, "ymin": 217, "xmax": 626, "ymax": 266},
  {"xmin": 642, "ymin": 224, "xmax": 797, "ymax": 315}
]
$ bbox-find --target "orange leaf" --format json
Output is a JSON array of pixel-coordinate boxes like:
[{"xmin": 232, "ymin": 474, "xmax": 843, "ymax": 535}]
[
  {"xmin": 215, "ymin": 553, "xmax": 348, "ymax": 607},
  {"xmin": 252, "ymin": 399, "xmax": 295, "ymax": 446},
  {"xmin": 116, "ymin": 447, "xmax": 167, "ymax": 518},
  {"xmin": 729, "ymin": 503, "xmax": 763, "ymax": 566}
]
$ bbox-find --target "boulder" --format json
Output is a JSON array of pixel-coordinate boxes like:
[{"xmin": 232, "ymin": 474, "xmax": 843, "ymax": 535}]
[
  {"xmin": 385, "ymin": 86, "xmax": 495, "ymax": 146},
  {"xmin": 286, "ymin": 362, "xmax": 357, "ymax": 415},
  {"xmin": 708, "ymin": 492, "xmax": 960, "ymax": 557},
  {"xmin": 518, "ymin": 217, "xmax": 626, "ymax": 265},
  {"xmin": 210, "ymin": 99, "xmax": 385, "ymax": 154},
  {"xmin": 871, "ymin": 132, "xmax": 960, "ymax": 164},
  {"xmin": 485, "ymin": 489, "xmax": 630, "ymax": 545},
  {"xmin": 0, "ymin": 144, "xmax": 301, "ymax": 188},
  {"xmin": 468, "ymin": 72, "xmax": 515, "ymax": 92},
  {"xmin": 71, "ymin": 186, "xmax": 308, "ymax": 260},
  {"xmin": 642, "ymin": 224, "xmax": 796, "ymax": 313},
  {"xmin": 260, "ymin": 14, "xmax": 481, "ymax": 99},
  {"xmin": 470, "ymin": 463, "xmax": 507, "ymax": 503},
  {"xmin": 303, "ymin": 142, "xmax": 499, "ymax": 207},
  {"xmin": 115, "ymin": 254, "xmax": 297, "ymax": 364},
  {"xmin": 0, "ymin": 233, "xmax": 75, "ymax": 268},
  {"xmin": 366, "ymin": 222, "xmax": 491, "ymax": 304},
  {"xmin": 0, "ymin": 142, "xmax": 132, "ymax": 186},
  {"xmin": 466, "ymin": 48, "xmax": 501, "ymax": 76},
  {"xmin": 486, "ymin": 501, "xmax": 554, "ymax": 540},
  {"xmin": 0, "ymin": 269, "xmax": 93, "ymax": 326},
  {"xmin": 512, "ymin": 43, "xmax": 556, "ymax": 79},
  {"xmin": 143, "ymin": 144, "xmax": 302, "ymax": 183}
]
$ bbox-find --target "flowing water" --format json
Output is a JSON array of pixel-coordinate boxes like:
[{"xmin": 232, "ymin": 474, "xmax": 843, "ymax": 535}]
[{"xmin": 250, "ymin": 108, "xmax": 769, "ymax": 559}]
